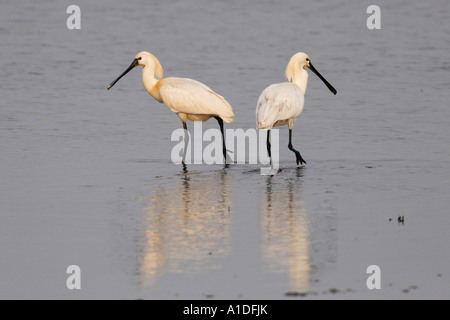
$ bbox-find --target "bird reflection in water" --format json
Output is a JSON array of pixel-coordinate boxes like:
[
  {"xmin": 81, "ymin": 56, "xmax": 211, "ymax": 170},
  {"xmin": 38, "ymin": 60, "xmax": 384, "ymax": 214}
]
[
  {"xmin": 259, "ymin": 166, "xmax": 310, "ymax": 293},
  {"xmin": 139, "ymin": 168, "xmax": 232, "ymax": 286}
]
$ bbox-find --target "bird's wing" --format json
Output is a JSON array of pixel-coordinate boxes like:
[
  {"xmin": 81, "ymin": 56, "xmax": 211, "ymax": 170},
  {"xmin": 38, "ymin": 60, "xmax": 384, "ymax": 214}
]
[
  {"xmin": 159, "ymin": 78, "xmax": 234, "ymax": 122},
  {"xmin": 256, "ymin": 82, "xmax": 304, "ymax": 129}
]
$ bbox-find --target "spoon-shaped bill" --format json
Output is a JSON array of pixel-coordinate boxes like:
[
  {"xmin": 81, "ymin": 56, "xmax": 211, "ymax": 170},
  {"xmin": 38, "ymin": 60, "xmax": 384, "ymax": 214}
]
[
  {"xmin": 107, "ymin": 58, "xmax": 139, "ymax": 90},
  {"xmin": 308, "ymin": 62, "xmax": 337, "ymax": 95}
]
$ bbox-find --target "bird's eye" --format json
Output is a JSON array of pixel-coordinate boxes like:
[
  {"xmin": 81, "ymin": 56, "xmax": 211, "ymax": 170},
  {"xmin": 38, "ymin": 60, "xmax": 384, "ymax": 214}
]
[
  {"xmin": 306, "ymin": 58, "xmax": 310, "ymax": 62},
  {"xmin": 138, "ymin": 57, "xmax": 142, "ymax": 60}
]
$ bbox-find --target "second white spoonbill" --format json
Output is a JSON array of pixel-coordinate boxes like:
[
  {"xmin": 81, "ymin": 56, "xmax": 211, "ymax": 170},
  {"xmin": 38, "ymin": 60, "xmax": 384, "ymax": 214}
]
[
  {"xmin": 256, "ymin": 52, "xmax": 336, "ymax": 166},
  {"xmin": 107, "ymin": 51, "xmax": 234, "ymax": 165}
]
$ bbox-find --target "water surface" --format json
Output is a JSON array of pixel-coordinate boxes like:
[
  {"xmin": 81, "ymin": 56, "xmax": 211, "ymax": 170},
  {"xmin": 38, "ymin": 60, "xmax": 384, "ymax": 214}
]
[{"xmin": 1, "ymin": 0, "xmax": 449, "ymax": 299}]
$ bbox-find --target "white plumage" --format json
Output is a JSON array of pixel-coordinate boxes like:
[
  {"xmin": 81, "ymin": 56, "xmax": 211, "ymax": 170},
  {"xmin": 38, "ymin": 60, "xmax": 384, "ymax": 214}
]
[
  {"xmin": 158, "ymin": 77, "xmax": 234, "ymax": 123},
  {"xmin": 107, "ymin": 51, "xmax": 234, "ymax": 165},
  {"xmin": 256, "ymin": 82, "xmax": 305, "ymax": 130},
  {"xmin": 256, "ymin": 52, "xmax": 336, "ymax": 165}
]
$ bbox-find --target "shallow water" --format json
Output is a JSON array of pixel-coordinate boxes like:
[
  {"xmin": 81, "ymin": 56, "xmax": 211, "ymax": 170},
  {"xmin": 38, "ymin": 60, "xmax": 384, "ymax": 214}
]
[{"xmin": 1, "ymin": 0, "xmax": 449, "ymax": 299}]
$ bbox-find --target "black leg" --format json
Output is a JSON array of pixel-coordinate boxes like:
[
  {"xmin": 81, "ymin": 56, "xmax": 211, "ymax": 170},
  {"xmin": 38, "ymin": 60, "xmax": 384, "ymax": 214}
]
[
  {"xmin": 266, "ymin": 130, "xmax": 272, "ymax": 164},
  {"xmin": 214, "ymin": 116, "xmax": 228, "ymax": 163},
  {"xmin": 182, "ymin": 121, "xmax": 188, "ymax": 166},
  {"xmin": 288, "ymin": 128, "xmax": 306, "ymax": 165}
]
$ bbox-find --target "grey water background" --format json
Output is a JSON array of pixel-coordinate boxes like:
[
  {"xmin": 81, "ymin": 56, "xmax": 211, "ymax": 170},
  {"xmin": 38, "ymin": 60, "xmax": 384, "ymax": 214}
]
[{"xmin": 1, "ymin": 0, "xmax": 449, "ymax": 299}]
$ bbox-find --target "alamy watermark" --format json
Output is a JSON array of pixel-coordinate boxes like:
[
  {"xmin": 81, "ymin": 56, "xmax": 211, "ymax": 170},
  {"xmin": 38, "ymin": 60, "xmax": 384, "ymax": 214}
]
[
  {"xmin": 366, "ymin": 5, "xmax": 381, "ymax": 29},
  {"xmin": 66, "ymin": 5, "xmax": 81, "ymax": 30},
  {"xmin": 366, "ymin": 265, "xmax": 381, "ymax": 290},
  {"xmin": 66, "ymin": 265, "xmax": 81, "ymax": 290},
  {"xmin": 171, "ymin": 122, "xmax": 280, "ymax": 175}
]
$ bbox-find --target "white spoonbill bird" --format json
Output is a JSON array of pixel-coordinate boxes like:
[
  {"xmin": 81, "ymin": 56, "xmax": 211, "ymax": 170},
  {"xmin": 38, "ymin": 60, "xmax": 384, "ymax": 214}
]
[
  {"xmin": 107, "ymin": 51, "xmax": 234, "ymax": 165},
  {"xmin": 256, "ymin": 52, "xmax": 336, "ymax": 165}
]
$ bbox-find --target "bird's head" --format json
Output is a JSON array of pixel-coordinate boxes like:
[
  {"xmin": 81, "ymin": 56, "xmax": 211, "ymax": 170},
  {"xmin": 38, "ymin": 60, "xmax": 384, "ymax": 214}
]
[
  {"xmin": 294, "ymin": 52, "xmax": 311, "ymax": 70},
  {"xmin": 107, "ymin": 51, "xmax": 163, "ymax": 90},
  {"xmin": 285, "ymin": 52, "xmax": 309, "ymax": 82},
  {"xmin": 134, "ymin": 51, "xmax": 152, "ymax": 67},
  {"xmin": 134, "ymin": 52, "xmax": 163, "ymax": 79},
  {"xmin": 287, "ymin": 52, "xmax": 337, "ymax": 95}
]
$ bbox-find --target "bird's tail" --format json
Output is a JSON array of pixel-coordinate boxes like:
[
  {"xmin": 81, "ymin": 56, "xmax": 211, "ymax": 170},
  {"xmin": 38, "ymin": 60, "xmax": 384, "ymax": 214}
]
[{"xmin": 222, "ymin": 117, "xmax": 234, "ymax": 124}]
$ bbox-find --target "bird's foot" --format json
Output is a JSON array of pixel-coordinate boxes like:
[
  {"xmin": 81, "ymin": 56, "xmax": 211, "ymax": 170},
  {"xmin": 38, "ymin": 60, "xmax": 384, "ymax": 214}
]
[{"xmin": 295, "ymin": 152, "xmax": 306, "ymax": 166}]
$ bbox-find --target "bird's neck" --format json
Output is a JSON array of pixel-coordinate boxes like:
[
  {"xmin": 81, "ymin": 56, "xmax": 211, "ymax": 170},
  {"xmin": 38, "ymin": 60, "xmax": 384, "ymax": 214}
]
[
  {"xmin": 291, "ymin": 68, "xmax": 308, "ymax": 94},
  {"xmin": 142, "ymin": 66, "xmax": 163, "ymax": 102}
]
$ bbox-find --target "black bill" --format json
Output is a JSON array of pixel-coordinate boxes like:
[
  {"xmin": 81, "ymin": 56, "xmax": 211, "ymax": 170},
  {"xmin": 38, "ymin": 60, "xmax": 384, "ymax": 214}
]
[
  {"xmin": 308, "ymin": 61, "xmax": 337, "ymax": 95},
  {"xmin": 107, "ymin": 58, "xmax": 139, "ymax": 90}
]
